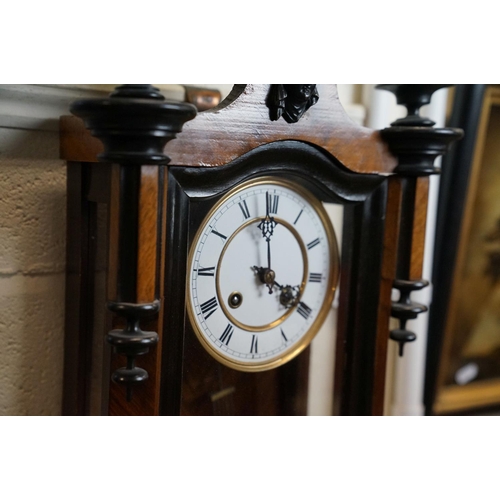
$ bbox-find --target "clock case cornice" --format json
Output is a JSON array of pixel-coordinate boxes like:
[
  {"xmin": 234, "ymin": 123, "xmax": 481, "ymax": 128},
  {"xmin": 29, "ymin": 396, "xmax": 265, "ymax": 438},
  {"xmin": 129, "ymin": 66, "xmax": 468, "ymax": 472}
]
[{"xmin": 61, "ymin": 84, "xmax": 397, "ymax": 175}]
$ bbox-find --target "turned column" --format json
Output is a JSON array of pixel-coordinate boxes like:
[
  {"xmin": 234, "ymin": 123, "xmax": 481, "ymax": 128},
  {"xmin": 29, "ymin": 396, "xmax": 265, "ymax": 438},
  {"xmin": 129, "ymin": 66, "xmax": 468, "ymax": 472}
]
[
  {"xmin": 377, "ymin": 85, "xmax": 463, "ymax": 357},
  {"xmin": 70, "ymin": 85, "xmax": 196, "ymax": 401}
]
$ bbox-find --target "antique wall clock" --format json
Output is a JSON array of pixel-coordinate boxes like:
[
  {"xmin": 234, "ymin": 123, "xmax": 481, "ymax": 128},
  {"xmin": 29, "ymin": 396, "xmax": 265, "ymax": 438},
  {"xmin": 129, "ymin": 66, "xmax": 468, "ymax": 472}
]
[{"xmin": 60, "ymin": 84, "xmax": 462, "ymax": 416}]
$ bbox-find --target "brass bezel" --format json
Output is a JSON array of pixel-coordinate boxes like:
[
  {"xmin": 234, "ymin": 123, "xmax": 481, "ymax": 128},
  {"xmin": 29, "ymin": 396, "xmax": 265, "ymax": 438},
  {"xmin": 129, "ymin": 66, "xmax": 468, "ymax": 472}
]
[{"xmin": 186, "ymin": 176, "xmax": 340, "ymax": 373}]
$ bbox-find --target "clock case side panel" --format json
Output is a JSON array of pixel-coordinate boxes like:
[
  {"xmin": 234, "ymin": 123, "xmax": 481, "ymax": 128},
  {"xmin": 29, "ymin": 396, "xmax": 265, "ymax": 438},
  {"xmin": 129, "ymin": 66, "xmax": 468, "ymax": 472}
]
[
  {"xmin": 333, "ymin": 179, "xmax": 390, "ymax": 416},
  {"xmin": 160, "ymin": 140, "xmax": 389, "ymax": 416}
]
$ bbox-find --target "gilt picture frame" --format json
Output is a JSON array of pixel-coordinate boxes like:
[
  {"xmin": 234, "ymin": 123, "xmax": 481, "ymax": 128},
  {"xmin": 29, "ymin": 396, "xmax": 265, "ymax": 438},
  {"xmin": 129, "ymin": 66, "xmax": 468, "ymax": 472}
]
[{"xmin": 427, "ymin": 85, "xmax": 500, "ymax": 415}]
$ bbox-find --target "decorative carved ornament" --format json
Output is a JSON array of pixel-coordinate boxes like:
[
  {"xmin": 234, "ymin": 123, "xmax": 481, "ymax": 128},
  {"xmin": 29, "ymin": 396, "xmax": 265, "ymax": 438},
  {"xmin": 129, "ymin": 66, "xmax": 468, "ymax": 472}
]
[{"xmin": 267, "ymin": 84, "xmax": 319, "ymax": 123}]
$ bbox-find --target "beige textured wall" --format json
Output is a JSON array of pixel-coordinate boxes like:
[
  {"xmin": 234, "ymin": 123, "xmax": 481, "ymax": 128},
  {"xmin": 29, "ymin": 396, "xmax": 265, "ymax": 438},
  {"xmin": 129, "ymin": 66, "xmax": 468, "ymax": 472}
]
[
  {"xmin": 0, "ymin": 84, "xmax": 193, "ymax": 415},
  {"xmin": 0, "ymin": 127, "xmax": 66, "ymax": 415},
  {"xmin": 0, "ymin": 84, "xmax": 363, "ymax": 416}
]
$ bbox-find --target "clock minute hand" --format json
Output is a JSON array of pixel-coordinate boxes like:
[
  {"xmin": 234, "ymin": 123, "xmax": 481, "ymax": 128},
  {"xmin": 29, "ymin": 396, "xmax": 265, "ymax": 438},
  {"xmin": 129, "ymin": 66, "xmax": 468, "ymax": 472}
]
[{"xmin": 257, "ymin": 192, "xmax": 278, "ymax": 294}]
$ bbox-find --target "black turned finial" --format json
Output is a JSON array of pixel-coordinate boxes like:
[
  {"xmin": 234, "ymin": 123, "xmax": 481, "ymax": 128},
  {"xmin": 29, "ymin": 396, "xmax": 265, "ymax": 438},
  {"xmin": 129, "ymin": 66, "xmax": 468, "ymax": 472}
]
[
  {"xmin": 377, "ymin": 84, "xmax": 451, "ymax": 127},
  {"xmin": 106, "ymin": 301, "xmax": 160, "ymax": 401},
  {"xmin": 71, "ymin": 85, "xmax": 197, "ymax": 401},
  {"xmin": 390, "ymin": 280, "xmax": 429, "ymax": 356},
  {"xmin": 70, "ymin": 84, "xmax": 197, "ymax": 165},
  {"xmin": 378, "ymin": 85, "xmax": 463, "ymax": 176},
  {"xmin": 110, "ymin": 84, "xmax": 165, "ymax": 100}
]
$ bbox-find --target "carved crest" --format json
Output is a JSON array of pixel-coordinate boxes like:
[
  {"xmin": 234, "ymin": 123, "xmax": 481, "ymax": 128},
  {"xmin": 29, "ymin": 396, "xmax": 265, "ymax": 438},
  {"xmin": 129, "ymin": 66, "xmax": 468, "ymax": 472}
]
[{"xmin": 267, "ymin": 84, "xmax": 319, "ymax": 123}]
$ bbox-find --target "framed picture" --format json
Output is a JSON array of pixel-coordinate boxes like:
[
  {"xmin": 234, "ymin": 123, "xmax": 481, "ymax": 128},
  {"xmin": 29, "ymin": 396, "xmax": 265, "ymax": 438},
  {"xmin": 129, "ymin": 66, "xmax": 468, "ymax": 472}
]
[{"xmin": 426, "ymin": 85, "xmax": 500, "ymax": 415}]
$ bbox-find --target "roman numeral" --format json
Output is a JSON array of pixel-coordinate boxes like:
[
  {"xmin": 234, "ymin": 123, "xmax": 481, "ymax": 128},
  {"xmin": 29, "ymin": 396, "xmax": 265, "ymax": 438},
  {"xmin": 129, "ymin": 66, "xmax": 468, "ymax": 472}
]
[
  {"xmin": 200, "ymin": 297, "xmax": 218, "ymax": 320},
  {"xmin": 238, "ymin": 200, "xmax": 251, "ymax": 219},
  {"xmin": 250, "ymin": 335, "xmax": 258, "ymax": 354},
  {"xmin": 211, "ymin": 229, "xmax": 227, "ymax": 241},
  {"xmin": 307, "ymin": 238, "xmax": 320, "ymax": 250},
  {"xmin": 219, "ymin": 324, "xmax": 234, "ymax": 346},
  {"xmin": 266, "ymin": 192, "xmax": 279, "ymax": 214},
  {"xmin": 197, "ymin": 266, "xmax": 215, "ymax": 277},
  {"xmin": 281, "ymin": 329, "xmax": 288, "ymax": 342},
  {"xmin": 309, "ymin": 273, "xmax": 322, "ymax": 283},
  {"xmin": 297, "ymin": 302, "xmax": 312, "ymax": 320},
  {"xmin": 294, "ymin": 209, "xmax": 303, "ymax": 225}
]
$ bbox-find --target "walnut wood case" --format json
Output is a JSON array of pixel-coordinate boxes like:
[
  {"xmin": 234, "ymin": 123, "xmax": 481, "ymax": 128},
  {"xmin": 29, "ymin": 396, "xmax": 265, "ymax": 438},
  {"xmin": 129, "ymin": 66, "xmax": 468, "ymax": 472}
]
[{"xmin": 60, "ymin": 84, "xmax": 462, "ymax": 416}]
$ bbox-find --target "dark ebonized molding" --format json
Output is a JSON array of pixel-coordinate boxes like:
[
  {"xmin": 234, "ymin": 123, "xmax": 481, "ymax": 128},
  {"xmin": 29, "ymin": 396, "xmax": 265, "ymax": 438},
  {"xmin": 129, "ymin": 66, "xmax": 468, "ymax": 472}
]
[
  {"xmin": 169, "ymin": 140, "xmax": 382, "ymax": 203},
  {"xmin": 71, "ymin": 84, "xmax": 197, "ymax": 165},
  {"xmin": 424, "ymin": 85, "xmax": 487, "ymax": 415},
  {"xmin": 377, "ymin": 85, "xmax": 463, "ymax": 356},
  {"xmin": 71, "ymin": 84, "xmax": 196, "ymax": 400},
  {"xmin": 160, "ymin": 172, "xmax": 190, "ymax": 415},
  {"xmin": 338, "ymin": 177, "xmax": 388, "ymax": 415},
  {"xmin": 267, "ymin": 85, "xmax": 319, "ymax": 123},
  {"xmin": 380, "ymin": 127, "xmax": 461, "ymax": 176},
  {"xmin": 162, "ymin": 141, "xmax": 388, "ymax": 416}
]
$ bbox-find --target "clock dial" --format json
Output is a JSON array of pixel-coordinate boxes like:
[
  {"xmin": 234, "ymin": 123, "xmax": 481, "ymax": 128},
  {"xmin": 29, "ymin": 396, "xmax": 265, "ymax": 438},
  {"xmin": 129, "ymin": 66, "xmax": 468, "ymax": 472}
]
[{"xmin": 186, "ymin": 177, "xmax": 339, "ymax": 372}]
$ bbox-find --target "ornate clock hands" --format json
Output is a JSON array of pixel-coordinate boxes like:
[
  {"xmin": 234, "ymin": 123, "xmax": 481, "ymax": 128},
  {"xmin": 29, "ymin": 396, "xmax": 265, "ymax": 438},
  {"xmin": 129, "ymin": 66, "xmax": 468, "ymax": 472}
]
[
  {"xmin": 259, "ymin": 191, "xmax": 278, "ymax": 239},
  {"xmin": 252, "ymin": 265, "xmax": 301, "ymax": 308},
  {"xmin": 254, "ymin": 193, "xmax": 302, "ymax": 299},
  {"xmin": 257, "ymin": 192, "xmax": 278, "ymax": 293}
]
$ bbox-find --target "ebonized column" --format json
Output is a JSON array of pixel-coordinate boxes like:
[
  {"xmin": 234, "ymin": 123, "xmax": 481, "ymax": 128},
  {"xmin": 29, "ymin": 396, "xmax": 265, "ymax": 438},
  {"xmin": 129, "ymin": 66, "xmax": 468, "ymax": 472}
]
[
  {"xmin": 377, "ymin": 85, "xmax": 463, "ymax": 356},
  {"xmin": 71, "ymin": 85, "xmax": 196, "ymax": 400}
]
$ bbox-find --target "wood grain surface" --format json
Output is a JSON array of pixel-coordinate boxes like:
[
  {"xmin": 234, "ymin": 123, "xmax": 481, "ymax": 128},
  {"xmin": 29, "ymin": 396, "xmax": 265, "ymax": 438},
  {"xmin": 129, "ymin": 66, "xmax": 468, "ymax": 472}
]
[
  {"xmin": 409, "ymin": 177, "xmax": 430, "ymax": 280},
  {"xmin": 372, "ymin": 177, "xmax": 403, "ymax": 415},
  {"xmin": 137, "ymin": 167, "xmax": 159, "ymax": 303},
  {"xmin": 61, "ymin": 84, "xmax": 397, "ymax": 175}
]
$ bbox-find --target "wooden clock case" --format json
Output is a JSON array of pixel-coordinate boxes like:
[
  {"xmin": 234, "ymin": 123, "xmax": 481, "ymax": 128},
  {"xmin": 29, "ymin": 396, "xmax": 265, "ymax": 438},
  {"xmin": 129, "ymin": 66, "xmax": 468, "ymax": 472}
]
[{"xmin": 60, "ymin": 84, "xmax": 462, "ymax": 416}]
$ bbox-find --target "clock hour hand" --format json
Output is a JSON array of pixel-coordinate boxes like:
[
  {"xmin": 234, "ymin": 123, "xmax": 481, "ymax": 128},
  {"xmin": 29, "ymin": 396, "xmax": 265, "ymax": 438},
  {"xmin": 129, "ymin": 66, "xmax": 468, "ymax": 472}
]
[
  {"xmin": 252, "ymin": 266, "xmax": 276, "ymax": 294},
  {"xmin": 252, "ymin": 267, "xmax": 300, "ymax": 306}
]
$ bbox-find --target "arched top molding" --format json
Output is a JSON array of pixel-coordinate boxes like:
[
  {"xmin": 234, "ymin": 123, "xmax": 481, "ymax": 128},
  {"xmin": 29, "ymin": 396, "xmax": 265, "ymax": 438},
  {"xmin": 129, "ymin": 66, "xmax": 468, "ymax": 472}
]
[{"xmin": 167, "ymin": 84, "xmax": 396, "ymax": 174}]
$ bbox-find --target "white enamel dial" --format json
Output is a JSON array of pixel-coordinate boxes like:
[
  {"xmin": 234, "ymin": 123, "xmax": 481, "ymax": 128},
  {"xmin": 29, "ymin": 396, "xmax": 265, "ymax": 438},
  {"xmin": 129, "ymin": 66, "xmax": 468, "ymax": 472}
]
[{"xmin": 186, "ymin": 177, "xmax": 339, "ymax": 372}]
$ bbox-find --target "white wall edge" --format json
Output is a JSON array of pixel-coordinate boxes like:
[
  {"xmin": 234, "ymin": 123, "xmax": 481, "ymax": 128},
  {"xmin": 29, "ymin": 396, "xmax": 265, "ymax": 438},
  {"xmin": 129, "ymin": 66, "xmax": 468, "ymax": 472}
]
[{"xmin": 0, "ymin": 84, "xmax": 186, "ymax": 132}]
